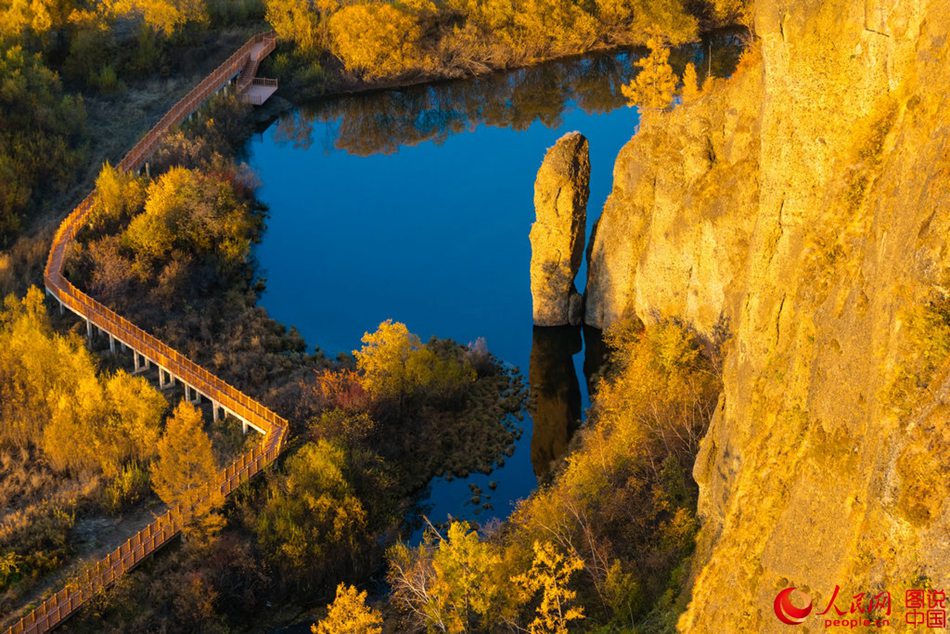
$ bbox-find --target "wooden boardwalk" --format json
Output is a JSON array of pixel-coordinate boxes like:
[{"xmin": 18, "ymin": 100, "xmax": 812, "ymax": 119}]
[{"xmin": 4, "ymin": 32, "xmax": 283, "ymax": 634}]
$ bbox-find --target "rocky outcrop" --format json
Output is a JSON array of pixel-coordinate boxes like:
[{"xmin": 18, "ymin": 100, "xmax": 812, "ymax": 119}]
[
  {"xmin": 585, "ymin": 0, "xmax": 950, "ymax": 630},
  {"xmin": 530, "ymin": 132, "xmax": 589, "ymax": 326}
]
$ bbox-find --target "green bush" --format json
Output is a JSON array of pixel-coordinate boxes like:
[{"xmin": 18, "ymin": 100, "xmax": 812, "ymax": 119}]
[{"xmin": 103, "ymin": 462, "xmax": 151, "ymax": 514}]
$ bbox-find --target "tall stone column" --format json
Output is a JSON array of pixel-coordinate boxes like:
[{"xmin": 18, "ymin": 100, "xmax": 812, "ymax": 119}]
[{"xmin": 529, "ymin": 132, "xmax": 590, "ymax": 326}]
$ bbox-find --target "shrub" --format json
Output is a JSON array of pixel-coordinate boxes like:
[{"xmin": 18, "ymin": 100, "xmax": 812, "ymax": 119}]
[{"xmin": 103, "ymin": 462, "xmax": 151, "ymax": 514}]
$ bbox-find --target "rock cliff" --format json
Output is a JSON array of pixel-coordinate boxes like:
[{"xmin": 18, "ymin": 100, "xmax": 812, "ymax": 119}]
[
  {"xmin": 585, "ymin": 0, "xmax": 950, "ymax": 630},
  {"xmin": 530, "ymin": 132, "xmax": 590, "ymax": 326}
]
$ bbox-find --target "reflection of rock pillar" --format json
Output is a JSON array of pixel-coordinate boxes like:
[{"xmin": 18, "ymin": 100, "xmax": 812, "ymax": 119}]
[
  {"xmin": 529, "ymin": 326, "xmax": 582, "ymax": 479},
  {"xmin": 530, "ymin": 132, "xmax": 590, "ymax": 326},
  {"xmin": 582, "ymin": 325, "xmax": 607, "ymax": 396}
]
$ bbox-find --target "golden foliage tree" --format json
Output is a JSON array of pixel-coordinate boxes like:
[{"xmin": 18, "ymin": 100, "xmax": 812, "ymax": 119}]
[
  {"xmin": 104, "ymin": 370, "xmax": 168, "ymax": 467},
  {"xmin": 511, "ymin": 0, "xmax": 598, "ymax": 58},
  {"xmin": 710, "ymin": 0, "xmax": 751, "ymax": 26},
  {"xmin": 265, "ymin": 0, "xmax": 338, "ymax": 53},
  {"xmin": 387, "ymin": 521, "xmax": 507, "ymax": 633},
  {"xmin": 620, "ymin": 35, "xmax": 678, "ymax": 110},
  {"xmin": 328, "ymin": 3, "xmax": 428, "ymax": 79},
  {"xmin": 681, "ymin": 62, "xmax": 700, "ymax": 101},
  {"xmin": 43, "ymin": 370, "xmax": 166, "ymax": 476},
  {"xmin": 124, "ymin": 166, "xmax": 254, "ymax": 273},
  {"xmin": 255, "ymin": 440, "xmax": 367, "ymax": 573},
  {"xmin": 0, "ymin": 0, "xmax": 75, "ymax": 37},
  {"xmin": 354, "ymin": 319, "xmax": 420, "ymax": 401},
  {"xmin": 429, "ymin": 522, "xmax": 504, "ymax": 632},
  {"xmin": 106, "ymin": 0, "xmax": 207, "ymax": 36},
  {"xmin": 150, "ymin": 401, "xmax": 222, "ymax": 520},
  {"xmin": 512, "ymin": 541, "xmax": 585, "ymax": 634},
  {"xmin": 354, "ymin": 320, "xmax": 475, "ymax": 404},
  {"xmin": 91, "ymin": 161, "xmax": 145, "ymax": 231},
  {"xmin": 312, "ymin": 583, "xmax": 383, "ymax": 634},
  {"xmin": 0, "ymin": 288, "xmax": 166, "ymax": 478}
]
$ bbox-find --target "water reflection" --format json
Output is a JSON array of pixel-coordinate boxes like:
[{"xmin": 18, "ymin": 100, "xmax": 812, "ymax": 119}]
[
  {"xmin": 529, "ymin": 325, "xmax": 608, "ymax": 478},
  {"xmin": 583, "ymin": 325, "xmax": 608, "ymax": 395},
  {"xmin": 271, "ymin": 32, "xmax": 744, "ymax": 157},
  {"xmin": 529, "ymin": 326, "xmax": 582, "ymax": 479}
]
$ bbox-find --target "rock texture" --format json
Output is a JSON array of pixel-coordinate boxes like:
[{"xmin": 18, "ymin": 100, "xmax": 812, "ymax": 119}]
[
  {"xmin": 530, "ymin": 132, "xmax": 590, "ymax": 326},
  {"xmin": 585, "ymin": 0, "xmax": 950, "ymax": 631}
]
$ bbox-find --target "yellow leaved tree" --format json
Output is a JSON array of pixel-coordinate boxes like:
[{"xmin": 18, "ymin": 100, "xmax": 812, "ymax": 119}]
[
  {"xmin": 512, "ymin": 541, "xmax": 585, "ymax": 634},
  {"xmin": 328, "ymin": 3, "xmax": 429, "ymax": 79},
  {"xmin": 621, "ymin": 34, "xmax": 677, "ymax": 110},
  {"xmin": 681, "ymin": 62, "xmax": 700, "ymax": 101},
  {"xmin": 265, "ymin": 0, "xmax": 339, "ymax": 53},
  {"xmin": 106, "ymin": 0, "xmax": 207, "ymax": 36},
  {"xmin": 354, "ymin": 319, "xmax": 421, "ymax": 401},
  {"xmin": 312, "ymin": 583, "xmax": 383, "ymax": 634},
  {"xmin": 150, "ymin": 401, "xmax": 223, "ymax": 536},
  {"xmin": 387, "ymin": 521, "xmax": 507, "ymax": 633}
]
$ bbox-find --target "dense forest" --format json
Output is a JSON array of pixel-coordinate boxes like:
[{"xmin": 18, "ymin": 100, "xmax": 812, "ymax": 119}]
[{"xmin": 0, "ymin": 0, "xmax": 749, "ymax": 631}]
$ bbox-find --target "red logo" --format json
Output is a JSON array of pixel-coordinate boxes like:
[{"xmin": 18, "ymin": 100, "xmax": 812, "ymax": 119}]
[{"xmin": 774, "ymin": 587, "xmax": 813, "ymax": 625}]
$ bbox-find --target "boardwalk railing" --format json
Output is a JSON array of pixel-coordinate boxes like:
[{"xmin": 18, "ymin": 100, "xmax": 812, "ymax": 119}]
[{"xmin": 4, "ymin": 31, "xmax": 283, "ymax": 634}]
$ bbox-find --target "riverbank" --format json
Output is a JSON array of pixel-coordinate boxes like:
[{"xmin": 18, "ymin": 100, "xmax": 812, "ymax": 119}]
[{"xmin": 251, "ymin": 26, "xmax": 747, "ymax": 126}]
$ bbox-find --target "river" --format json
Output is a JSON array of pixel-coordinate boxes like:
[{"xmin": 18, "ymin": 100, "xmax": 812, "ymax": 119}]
[{"xmin": 246, "ymin": 36, "xmax": 741, "ymax": 539}]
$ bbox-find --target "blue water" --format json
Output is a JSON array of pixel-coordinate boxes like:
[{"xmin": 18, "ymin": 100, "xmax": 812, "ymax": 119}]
[{"xmin": 246, "ymin": 41, "xmax": 740, "ymax": 534}]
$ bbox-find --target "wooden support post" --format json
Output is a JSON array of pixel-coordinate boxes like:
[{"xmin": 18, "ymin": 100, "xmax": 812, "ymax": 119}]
[
  {"xmin": 145, "ymin": 162, "xmax": 150, "ymax": 179},
  {"xmin": 212, "ymin": 402, "xmax": 219, "ymax": 422},
  {"xmin": 108, "ymin": 334, "xmax": 115, "ymax": 354},
  {"xmin": 133, "ymin": 352, "xmax": 141, "ymax": 373},
  {"xmin": 158, "ymin": 368, "xmax": 166, "ymax": 389},
  {"xmin": 242, "ymin": 419, "xmax": 248, "ymax": 435},
  {"xmin": 58, "ymin": 300, "xmax": 64, "ymax": 315}
]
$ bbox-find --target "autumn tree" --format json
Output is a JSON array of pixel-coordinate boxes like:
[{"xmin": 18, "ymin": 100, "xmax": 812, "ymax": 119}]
[
  {"xmin": 710, "ymin": 0, "xmax": 751, "ymax": 26},
  {"xmin": 0, "ymin": 46, "xmax": 85, "ymax": 243},
  {"xmin": 150, "ymin": 401, "xmax": 223, "ymax": 532},
  {"xmin": 255, "ymin": 440, "xmax": 367, "ymax": 585},
  {"xmin": 353, "ymin": 320, "xmax": 421, "ymax": 401},
  {"xmin": 104, "ymin": 370, "xmax": 168, "ymax": 467},
  {"xmin": 0, "ymin": 0, "xmax": 76, "ymax": 38},
  {"xmin": 512, "ymin": 0, "xmax": 598, "ymax": 58},
  {"xmin": 354, "ymin": 320, "xmax": 475, "ymax": 405},
  {"xmin": 387, "ymin": 521, "xmax": 507, "ymax": 633},
  {"xmin": 107, "ymin": 0, "xmax": 207, "ymax": 36},
  {"xmin": 328, "ymin": 3, "xmax": 429, "ymax": 79},
  {"xmin": 265, "ymin": 0, "xmax": 338, "ymax": 53},
  {"xmin": 512, "ymin": 541, "xmax": 585, "ymax": 634},
  {"xmin": 312, "ymin": 583, "xmax": 383, "ymax": 634},
  {"xmin": 90, "ymin": 162, "xmax": 146, "ymax": 232},
  {"xmin": 681, "ymin": 62, "xmax": 700, "ymax": 101},
  {"xmin": 43, "ymin": 370, "xmax": 166, "ymax": 476},
  {"xmin": 123, "ymin": 166, "xmax": 256, "ymax": 275},
  {"xmin": 620, "ymin": 35, "xmax": 678, "ymax": 110},
  {"xmin": 0, "ymin": 288, "xmax": 165, "ymax": 480}
]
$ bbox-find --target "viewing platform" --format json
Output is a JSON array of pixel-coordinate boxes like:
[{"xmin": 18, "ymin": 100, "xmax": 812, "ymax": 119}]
[{"xmin": 242, "ymin": 77, "xmax": 279, "ymax": 106}]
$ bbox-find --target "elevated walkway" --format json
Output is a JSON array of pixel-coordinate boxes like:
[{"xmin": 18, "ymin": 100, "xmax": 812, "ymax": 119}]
[{"xmin": 4, "ymin": 32, "xmax": 283, "ymax": 634}]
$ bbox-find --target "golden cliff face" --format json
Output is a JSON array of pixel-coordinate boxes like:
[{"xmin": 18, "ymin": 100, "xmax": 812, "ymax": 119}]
[{"xmin": 585, "ymin": 0, "xmax": 950, "ymax": 630}]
